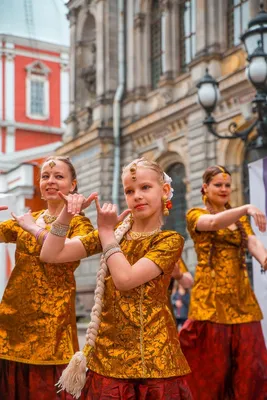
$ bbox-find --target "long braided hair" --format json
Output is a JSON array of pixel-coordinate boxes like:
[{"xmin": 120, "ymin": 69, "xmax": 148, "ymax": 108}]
[{"xmin": 201, "ymin": 165, "xmax": 248, "ymax": 272}]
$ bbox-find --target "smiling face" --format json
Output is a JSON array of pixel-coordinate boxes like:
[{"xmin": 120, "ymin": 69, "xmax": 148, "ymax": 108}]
[
  {"xmin": 40, "ymin": 160, "xmax": 77, "ymax": 203},
  {"xmin": 203, "ymin": 173, "xmax": 232, "ymax": 210},
  {"xmin": 123, "ymin": 166, "xmax": 170, "ymax": 224}
]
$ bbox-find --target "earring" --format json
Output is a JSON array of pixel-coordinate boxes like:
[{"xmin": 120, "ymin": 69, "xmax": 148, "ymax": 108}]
[
  {"xmin": 202, "ymin": 194, "xmax": 207, "ymax": 204},
  {"xmin": 162, "ymin": 195, "xmax": 169, "ymax": 216}
]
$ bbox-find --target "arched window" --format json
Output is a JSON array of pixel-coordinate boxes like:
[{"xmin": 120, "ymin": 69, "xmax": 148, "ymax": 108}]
[
  {"xmin": 76, "ymin": 12, "xmax": 96, "ymax": 109},
  {"xmin": 164, "ymin": 163, "xmax": 187, "ymax": 239},
  {"xmin": 228, "ymin": 0, "xmax": 249, "ymax": 48},
  {"xmin": 151, "ymin": 0, "xmax": 162, "ymax": 89},
  {"xmin": 179, "ymin": 0, "xmax": 196, "ymax": 71}
]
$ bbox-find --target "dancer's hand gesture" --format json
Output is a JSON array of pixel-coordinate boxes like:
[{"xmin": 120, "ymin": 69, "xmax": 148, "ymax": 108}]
[
  {"xmin": 95, "ymin": 197, "xmax": 131, "ymax": 232},
  {"xmin": 11, "ymin": 210, "xmax": 36, "ymax": 234},
  {"xmin": 246, "ymin": 205, "xmax": 267, "ymax": 232},
  {"xmin": 58, "ymin": 192, "xmax": 98, "ymax": 215}
]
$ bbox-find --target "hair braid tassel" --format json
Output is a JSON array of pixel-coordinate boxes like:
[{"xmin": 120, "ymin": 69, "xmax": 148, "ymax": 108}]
[{"xmin": 55, "ymin": 215, "xmax": 132, "ymax": 399}]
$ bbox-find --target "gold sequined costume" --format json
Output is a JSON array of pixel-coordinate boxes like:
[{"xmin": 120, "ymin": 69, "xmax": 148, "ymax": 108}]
[
  {"xmin": 0, "ymin": 211, "xmax": 93, "ymax": 365},
  {"xmin": 186, "ymin": 208, "xmax": 262, "ymax": 323},
  {"xmin": 80, "ymin": 230, "xmax": 190, "ymax": 379}
]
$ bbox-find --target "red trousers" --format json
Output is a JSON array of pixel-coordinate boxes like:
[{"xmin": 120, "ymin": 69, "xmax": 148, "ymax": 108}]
[
  {"xmin": 179, "ymin": 320, "xmax": 267, "ymax": 400},
  {"xmin": 0, "ymin": 359, "xmax": 80, "ymax": 400},
  {"xmin": 82, "ymin": 370, "xmax": 193, "ymax": 400}
]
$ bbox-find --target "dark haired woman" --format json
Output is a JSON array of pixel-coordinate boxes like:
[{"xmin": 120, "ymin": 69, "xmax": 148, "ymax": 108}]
[
  {"xmin": 0, "ymin": 156, "xmax": 94, "ymax": 399},
  {"xmin": 179, "ymin": 165, "xmax": 267, "ymax": 400}
]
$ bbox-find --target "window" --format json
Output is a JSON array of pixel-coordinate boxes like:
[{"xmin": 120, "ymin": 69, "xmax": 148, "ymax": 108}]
[
  {"xmin": 180, "ymin": 0, "xmax": 196, "ymax": 71},
  {"xmin": 151, "ymin": 0, "xmax": 162, "ymax": 89},
  {"xmin": 30, "ymin": 79, "xmax": 45, "ymax": 116},
  {"xmin": 25, "ymin": 61, "xmax": 50, "ymax": 119},
  {"xmin": 163, "ymin": 163, "xmax": 187, "ymax": 239},
  {"xmin": 228, "ymin": 0, "xmax": 250, "ymax": 48}
]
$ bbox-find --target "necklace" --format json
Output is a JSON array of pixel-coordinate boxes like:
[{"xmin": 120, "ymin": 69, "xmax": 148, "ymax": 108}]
[
  {"xmin": 128, "ymin": 227, "xmax": 161, "ymax": 240},
  {"xmin": 43, "ymin": 212, "xmax": 58, "ymax": 224}
]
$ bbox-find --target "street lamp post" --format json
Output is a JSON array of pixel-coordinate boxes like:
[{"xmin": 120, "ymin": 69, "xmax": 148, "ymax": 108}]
[{"xmin": 197, "ymin": 3, "xmax": 267, "ymax": 151}]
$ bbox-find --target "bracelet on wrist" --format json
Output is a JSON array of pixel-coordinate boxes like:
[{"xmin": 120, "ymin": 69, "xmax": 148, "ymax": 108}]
[
  {"xmin": 104, "ymin": 247, "xmax": 122, "ymax": 262},
  {"xmin": 50, "ymin": 221, "xmax": 70, "ymax": 237},
  {"xmin": 103, "ymin": 242, "xmax": 119, "ymax": 255}
]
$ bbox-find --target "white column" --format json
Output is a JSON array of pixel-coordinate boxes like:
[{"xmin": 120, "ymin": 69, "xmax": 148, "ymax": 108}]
[
  {"xmin": 95, "ymin": 0, "xmax": 106, "ymax": 99},
  {"xmin": 126, "ymin": 0, "xmax": 135, "ymax": 93},
  {"xmin": 68, "ymin": 10, "xmax": 77, "ymax": 113},
  {"xmin": 134, "ymin": 12, "xmax": 145, "ymax": 93},
  {"xmin": 60, "ymin": 53, "xmax": 69, "ymax": 127},
  {"xmin": 5, "ymin": 44, "xmax": 15, "ymax": 122},
  {"xmin": 5, "ymin": 126, "xmax": 15, "ymax": 153},
  {"xmin": 160, "ymin": 0, "xmax": 173, "ymax": 78},
  {"xmin": 5, "ymin": 44, "xmax": 15, "ymax": 153}
]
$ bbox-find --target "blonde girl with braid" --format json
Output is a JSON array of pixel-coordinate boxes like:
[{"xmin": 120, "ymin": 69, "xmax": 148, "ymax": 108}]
[
  {"xmin": 40, "ymin": 158, "xmax": 193, "ymax": 400},
  {"xmin": 179, "ymin": 165, "xmax": 267, "ymax": 400}
]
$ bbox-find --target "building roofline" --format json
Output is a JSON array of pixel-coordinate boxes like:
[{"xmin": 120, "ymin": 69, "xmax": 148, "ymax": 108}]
[{"xmin": 0, "ymin": 34, "xmax": 69, "ymax": 53}]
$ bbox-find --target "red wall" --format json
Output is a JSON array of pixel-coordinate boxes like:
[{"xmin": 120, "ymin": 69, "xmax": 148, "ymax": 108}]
[
  {"xmin": 15, "ymin": 53, "xmax": 61, "ymax": 127},
  {"xmin": 15, "ymin": 129, "xmax": 61, "ymax": 151}
]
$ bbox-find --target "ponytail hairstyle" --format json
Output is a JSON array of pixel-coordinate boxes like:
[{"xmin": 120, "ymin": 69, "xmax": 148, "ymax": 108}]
[{"xmin": 201, "ymin": 165, "xmax": 248, "ymax": 273}]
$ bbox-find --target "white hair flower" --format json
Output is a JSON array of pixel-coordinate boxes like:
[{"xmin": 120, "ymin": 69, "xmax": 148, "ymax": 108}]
[{"xmin": 163, "ymin": 172, "xmax": 174, "ymax": 200}]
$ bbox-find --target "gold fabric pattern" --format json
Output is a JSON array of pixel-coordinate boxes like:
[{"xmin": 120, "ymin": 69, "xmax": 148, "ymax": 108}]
[
  {"xmin": 80, "ymin": 230, "xmax": 190, "ymax": 379},
  {"xmin": 187, "ymin": 208, "xmax": 263, "ymax": 324},
  {"xmin": 0, "ymin": 211, "xmax": 93, "ymax": 365}
]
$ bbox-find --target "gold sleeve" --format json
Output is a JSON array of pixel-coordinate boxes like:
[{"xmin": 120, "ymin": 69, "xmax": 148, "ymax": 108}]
[
  {"xmin": 186, "ymin": 208, "xmax": 208, "ymax": 237},
  {"xmin": 68, "ymin": 215, "xmax": 94, "ymax": 238},
  {"xmin": 179, "ymin": 258, "xmax": 188, "ymax": 273},
  {"xmin": 240, "ymin": 215, "xmax": 254, "ymax": 236},
  {"xmin": 144, "ymin": 232, "xmax": 184, "ymax": 275},
  {"xmin": 0, "ymin": 219, "xmax": 20, "ymax": 243},
  {"xmin": 79, "ymin": 230, "xmax": 102, "ymax": 257}
]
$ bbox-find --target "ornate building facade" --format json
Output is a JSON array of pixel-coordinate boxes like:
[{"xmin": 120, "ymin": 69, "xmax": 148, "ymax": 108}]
[{"xmin": 58, "ymin": 0, "xmax": 263, "ymax": 309}]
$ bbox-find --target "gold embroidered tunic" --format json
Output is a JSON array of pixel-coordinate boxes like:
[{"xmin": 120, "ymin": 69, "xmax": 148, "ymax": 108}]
[
  {"xmin": 187, "ymin": 208, "xmax": 263, "ymax": 324},
  {"xmin": 0, "ymin": 211, "xmax": 93, "ymax": 365},
  {"xmin": 80, "ymin": 230, "xmax": 191, "ymax": 379}
]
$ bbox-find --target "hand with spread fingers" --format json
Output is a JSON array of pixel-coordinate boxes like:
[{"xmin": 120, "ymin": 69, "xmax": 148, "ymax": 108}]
[
  {"xmin": 0, "ymin": 206, "xmax": 8, "ymax": 211},
  {"xmin": 58, "ymin": 191, "xmax": 98, "ymax": 215},
  {"xmin": 11, "ymin": 210, "xmax": 37, "ymax": 234},
  {"xmin": 95, "ymin": 196, "xmax": 131, "ymax": 232},
  {"xmin": 246, "ymin": 205, "xmax": 267, "ymax": 232}
]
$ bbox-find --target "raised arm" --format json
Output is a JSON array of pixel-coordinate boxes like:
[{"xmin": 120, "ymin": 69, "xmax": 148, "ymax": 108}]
[
  {"xmin": 39, "ymin": 192, "xmax": 97, "ymax": 263},
  {"xmin": 95, "ymin": 198, "xmax": 182, "ymax": 291},
  {"xmin": 196, "ymin": 205, "xmax": 266, "ymax": 233}
]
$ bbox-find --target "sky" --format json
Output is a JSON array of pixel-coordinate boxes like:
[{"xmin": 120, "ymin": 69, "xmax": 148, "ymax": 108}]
[{"xmin": 0, "ymin": 0, "xmax": 70, "ymax": 46}]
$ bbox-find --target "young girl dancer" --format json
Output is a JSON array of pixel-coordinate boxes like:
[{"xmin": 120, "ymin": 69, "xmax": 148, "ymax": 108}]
[
  {"xmin": 39, "ymin": 158, "xmax": 193, "ymax": 399},
  {"xmin": 180, "ymin": 165, "xmax": 267, "ymax": 400},
  {"xmin": 0, "ymin": 156, "xmax": 94, "ymax": 400}
]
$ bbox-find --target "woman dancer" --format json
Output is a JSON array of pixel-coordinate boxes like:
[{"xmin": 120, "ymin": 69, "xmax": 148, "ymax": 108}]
[
  {"xmin": 0, "ymin": 156, "xmax": 94, "ymax": 400},
  {"xmin": 39, "ymin": 158, "xmax": 193, "ymax": 399},
  {"xmin": 179, "ymin": 165, "xmax": 267, "ymax": 400}
]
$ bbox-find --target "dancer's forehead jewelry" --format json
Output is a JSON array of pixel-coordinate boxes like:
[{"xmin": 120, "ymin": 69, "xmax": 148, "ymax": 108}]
[
  {"xmin": 217, "ymin": 166, "xmax": 228, "ymax": 179},
  {"xmin": 130, "ymin": 163, "xmax": 137, "ymax": 181},
  {"xmin": 49, "ymin": 160, "xmax": 56, "ymax": 169}
]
